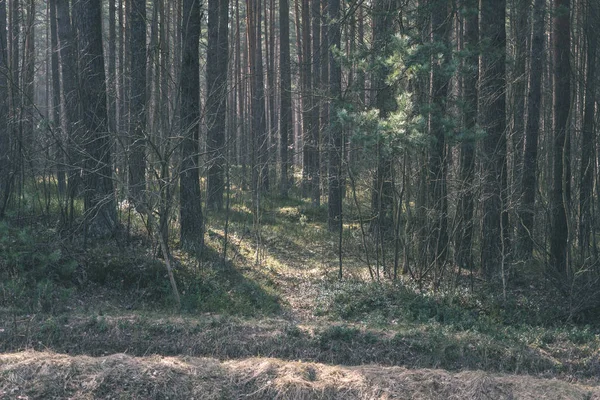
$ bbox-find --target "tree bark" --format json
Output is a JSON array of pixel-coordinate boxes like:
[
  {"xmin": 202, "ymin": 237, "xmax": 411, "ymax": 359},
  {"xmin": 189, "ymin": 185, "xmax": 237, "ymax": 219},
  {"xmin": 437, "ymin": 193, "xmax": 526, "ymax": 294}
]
[
  {"xmin": 0, "ymin": 0, "xmax": 9, "ymax": 216},
  {"xmin": 578, "ymin": 0, "xmax": 597, "ymax": 259},
  {"xmin": 128, "ymin": 0, "xmax": 147, "ymax": 209},
  {"xmin": 75, "ymin": 0, "xmax": 117, "ymax": 237},
  {"xmin": 327, "ymin": 0, "xmax": 342, "ymax": 231},
  {"xmin": 480, "ymin": 0, "xmax": 508, "ymax": 278},
  {"xmin": 179, "ymin": 0, "xmax": 204, "ymax": 249},
  {"xmin": 517, "ymin": 0, "xmax": 544, "ymax": 259},
  {"xmin": 279, "ymin": 0, "xmax": 292, "ymax": 196},
  {"xmin": 550, "ymin": 0, "xmax": 571, "ymax": 280},
  {"xmin": 456, "ymin": 0, "xmax": 478, "ymax": 269}
]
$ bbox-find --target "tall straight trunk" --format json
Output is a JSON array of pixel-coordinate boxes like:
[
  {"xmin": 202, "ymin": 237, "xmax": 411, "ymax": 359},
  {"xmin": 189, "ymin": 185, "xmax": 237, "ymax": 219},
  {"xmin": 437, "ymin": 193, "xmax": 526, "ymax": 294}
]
[
  {"xmin": 206, "ymin": 0, "xmax": 230, "ymax": 210},
  {"xmin": 49, "ymin": 0, "xmax": 66, "ymax": 197},
  {"xmin": 279, "ymin": 0, "xmax": 292, "ymax": 196},
  {"xmin": 428, "ymin": 0, "xmax": 451, "ymax": 270},
  {"xmin": 371, "ymin": 0, "xmax": 396, "ymax": 228},
  {"xmin": 247, "ymin": 0, "xmax": 268, "ymax": 193},
  {"xmin": 118, "ymin": 0, "xmax": 125, "ymax": 137},
  {"xmin": 480, "ymin": 0, "xmax": 508, "ymax": 278},
  {"xmin": 268, "ymin": 0, "xmax": 276, "ymax": 176},
  {"xmin": 550, "ymin": 0, "xmax": 571, "ymax": 280},
  {"xmin": 234, "ymin": 0, "xmax": 244, "ymax": 169},
  {"xmin": 0, "ymin": 0, "xmax": 9, "ymax": 216},
  {"xmin": 159, "ymin": 0, "xmax": 170, "ymax": 135},
  {"xmin": 179, "ymin": 0, "xmax": 204, "ymax": 248},
  {"xmin": 8, "ymin": 0, "xmax": 18, "ymax": 121},
  {"xmin": 509, "ymin": 0, "xmax": 530, "ymax": 197},
  {"xmin": 456, "ymin": 0, "xmax": 478, "ymax": 269},
  {"xmin": 108, "ymin": 0, "xmax": 117, "ymax": 136},
  {"xmin": 517, "ymin": 0, "xmax": 544, "ymax": 259},
  {"xmin": 578, "ymin": 0, "xmax": 597, "ymax": 259},
  {"xmin": 74, "ymin": 0, "xmax": 117, "ymax": 237},
  {"xmin": 129, "ymin": 0, "xmax": 147, "ymax": 208},
  {"xmin": 310, "ymin": 0, "xmax": 321, "ymax": 205},
  {"xmin": 327, "ymin": 0, "xmax": 342, "ymax": 231},
  {"xmin": 56, "ymin": 0, "xmax": 81, "ymax": 223},
  {"xmin": 23, "ymin": 0, "xmax": 35, "ymax": 157},
  {"xmin": 300, "ymin": 0, "xmax": 313, "ymax": 200}
]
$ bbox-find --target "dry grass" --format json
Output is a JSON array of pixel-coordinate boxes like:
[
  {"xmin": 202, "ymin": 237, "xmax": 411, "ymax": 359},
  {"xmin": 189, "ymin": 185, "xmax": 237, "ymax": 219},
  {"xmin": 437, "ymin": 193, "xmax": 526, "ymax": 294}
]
[{"xmin": 1, "ymin": 351, "xmax": 598, "ymax": 399}]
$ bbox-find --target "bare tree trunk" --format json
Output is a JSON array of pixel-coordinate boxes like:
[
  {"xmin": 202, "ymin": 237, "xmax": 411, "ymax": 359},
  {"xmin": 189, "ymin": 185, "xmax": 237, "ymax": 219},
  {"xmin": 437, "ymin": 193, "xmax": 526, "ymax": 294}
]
[
  {"xmin": 74, "ymin": 0, "xmax": 117, "ymax": 237},
  {"xmin": 206, "ymin": 0, "xmax": 230, "ymax": 210},
  {"xmin": 128, "ymin": 0, "xmax": 147, "ymax": 209},
  {"xmin": 327, "ymin": 0, "xmax": 342, "ymax": 232},
  {"xmin": 456, "ymin": 0, "xmax": 478, "ymax": 269},
  {"xmin": 517, "ymin": 0, "xmax": 544, "ymax": 259},
  {"xmin": 179, "ymin": 0, "xmax": 204, "ymax": 249},
  {"xmin": 428, "ymin": 0, "xmax": 451, "ymax": 278},
  {"xmin": 279, "ymin": 0, "xmax": 292, "ymax": 196},
  {"xmin": 550, "ymin": 0, "xmax": 571, "ymax": 281},
  {"xmin": 480, "ymin": 0, "xmax": 508, "ymax": 278},
  {"xmin": 578, "ymin": 0, "xmax": 597, "ymax": 260},
  {"xmin": 0, "ymin": 0, "xmax": 9, "ymax": 216}
]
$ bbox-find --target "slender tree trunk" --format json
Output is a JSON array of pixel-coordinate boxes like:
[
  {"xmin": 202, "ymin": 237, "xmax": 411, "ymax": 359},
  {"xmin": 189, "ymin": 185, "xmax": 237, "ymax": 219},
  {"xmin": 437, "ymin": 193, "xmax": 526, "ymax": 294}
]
[
  {"xmin": 49, "ymin": 0, "xmax": 66, "ymax": 198},
  {"xmin": 23, "ymin": 0, "xmax": 35, "ymax": 165},
  {"xmin": 279, "ymin": 0, "xmax": 292, "ymax": 196},
  {"xmin": 517, "ymin": 0, "xmax": 544, "ymax": 259},
  {"xmin": 0, "ymin": 0, "xmax": 9, "ymax": 216},
  {"xmin": 480, "ymin": 0, "xmax": 508, "ymax": 278},
  {"xmin": 327, "ymin": 0, "xmax": 342, "ymax": 231},
  {"xmin": 310, "ymin": 0, "xmax": 321, "ymax": 205},
  {"xmin": 108, "ymin": 0, "xmax": 117, "ymax": 137},
  {"xmin": 550, "ymin": 0, "xmax": 571, "ymax": 280},
  {"xmin": 206, "ymin": 0, "xmax": 230, "ymax": 210},
  {"xmin": 300, "ymin": 0, "xmax": 313, "ymax": 199},
  {"xmin": 129, "ymin": 0, "xmax": 147, "ymax": 209},
  {"xmin": 56, "ymin": 0, "xmax": 81, "ymax": 224},
  {"xmin": 456, "ymin": 0, "xmax": 478, "ymax": 269},
  {"xmin": 428, "ymin": 0, "xmax": 451, "ymax": 274},
  {"xmin": 179, "ymin": 0, "xmax": 204, "ymax": 249},
  {"xmin": 578, "ymin": 0, "xmax": 597, "ymax": 260},
  {"xmin": 371, "ymin": 0, "xmax": 396, "ymax": 231},
  {"xmin": 247, "ymin": 0, "xmax": 268, "ymax": 193}
]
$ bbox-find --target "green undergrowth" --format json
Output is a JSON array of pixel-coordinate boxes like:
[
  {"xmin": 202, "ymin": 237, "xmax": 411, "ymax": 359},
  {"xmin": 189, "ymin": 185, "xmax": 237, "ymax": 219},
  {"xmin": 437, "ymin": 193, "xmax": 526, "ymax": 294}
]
[
  {"xmin": 0, "ymin": 214, "xmax": 281, "ymax": 318},
  {"xmin": 2, "ymin": 312, "xmax": 600, "ymax": 379},
  {"xmin": 315, "ymin": 280, "xmax": 567, "ymax": 329}
]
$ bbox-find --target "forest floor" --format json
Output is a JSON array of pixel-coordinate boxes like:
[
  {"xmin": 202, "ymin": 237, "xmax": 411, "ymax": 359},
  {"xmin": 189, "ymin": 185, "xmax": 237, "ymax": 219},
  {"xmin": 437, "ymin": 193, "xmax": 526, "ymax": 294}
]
[{"xmin": 2, "ymin": 194, "xmax": 600, "ymax": 399}]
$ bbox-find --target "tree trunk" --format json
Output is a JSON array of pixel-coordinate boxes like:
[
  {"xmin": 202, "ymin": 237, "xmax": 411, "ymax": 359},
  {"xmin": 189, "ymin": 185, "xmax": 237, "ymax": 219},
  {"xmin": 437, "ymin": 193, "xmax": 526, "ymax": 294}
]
[
  {"xmin": 128, "ymin": 0, "xmax": 147, "ymax": 209},
  {"xmin": 279, "ymin": 0, "xmax": 292, "ymax": 196},
  {"xmin": 550, "ymin": 0, "xmax": 571, "ymax": 280},
  {"xmin": 75, "ymin": 0, "xmax": 117, "ymax": 237},
  {"xmin": 49, "ymin": 0, "xmax": 66, "ymax": 198},
  {"xmin": 428, "ymin": 0, "xmax": 451, "ymax": 272},
  {"xmin": 371, "ymin": 0, "xmax": 397, "ymax": 231},
  {"xmin": 0, "ymin": 0, "xmax": 9, "ymax": 216},
  {"xmin": 327, "ymin": 0, "xmax": 342, "ymax": 232},
  {"xmin": 517, "ymin": 0, "xmax": 544, "ymax": 259},
  {"xmin": 578, "ymin": 0, "xmax": 597, "ymax": 260},
  {"xmin": 56, "ymin": 0, "xmax": 81, "ymax": 224},
  {"xmin": 179, "ymin": 0, "xmax": 204, "ymax": 249},
  {"xmin": 480, "ymin": 0, "xmax": 508, "ymax": 278},
  {"xmin": 206, "ymin": 0, "xmax": 230, "ymax": 210},
  {"xmin": 456, "ymin": 0, "xmax": 478, "ymax": 269},
  {"xmin": 247, "ymin": 0, "xmax": 268, "ymax": 194}
]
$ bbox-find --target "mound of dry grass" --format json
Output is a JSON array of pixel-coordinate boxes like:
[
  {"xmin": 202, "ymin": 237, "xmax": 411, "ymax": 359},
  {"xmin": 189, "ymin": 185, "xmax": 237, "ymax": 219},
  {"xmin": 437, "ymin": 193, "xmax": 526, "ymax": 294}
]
[{"xmin": 1, "ymin": 351, "xmax": 598, "ymax": 399}]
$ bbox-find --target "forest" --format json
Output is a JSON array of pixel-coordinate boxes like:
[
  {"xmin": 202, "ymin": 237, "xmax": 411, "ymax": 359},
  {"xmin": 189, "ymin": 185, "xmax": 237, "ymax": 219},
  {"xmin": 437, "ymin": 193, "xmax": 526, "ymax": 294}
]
[{"xmin": 1, "ymin": 0, "xmax": 600, "ymax": 398}]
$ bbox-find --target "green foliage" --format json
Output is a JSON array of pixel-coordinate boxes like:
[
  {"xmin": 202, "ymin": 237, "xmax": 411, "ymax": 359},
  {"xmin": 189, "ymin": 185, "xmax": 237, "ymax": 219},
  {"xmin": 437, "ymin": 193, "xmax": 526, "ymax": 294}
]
[
  {"xmin": 179, "ymin": 266, "xmax": 281, "ymax": 316},
  {"xmin": 0, "ymin": 221, "xmax": 76, "ymax": 314}
]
